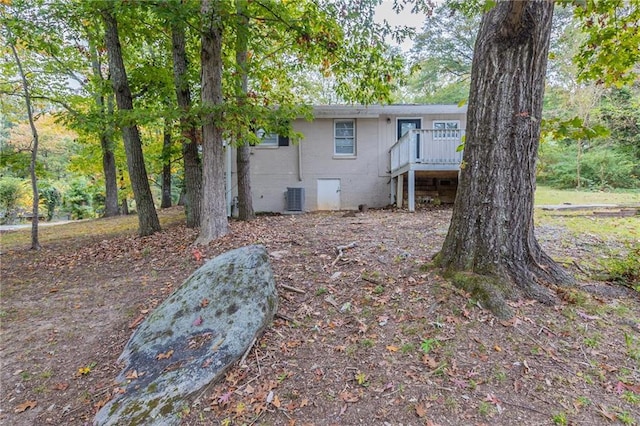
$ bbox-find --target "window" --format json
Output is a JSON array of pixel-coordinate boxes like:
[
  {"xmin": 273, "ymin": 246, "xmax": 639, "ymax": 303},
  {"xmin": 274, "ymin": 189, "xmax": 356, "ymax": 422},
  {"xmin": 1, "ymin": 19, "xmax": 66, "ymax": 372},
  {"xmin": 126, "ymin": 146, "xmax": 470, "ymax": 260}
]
[
  {"xmin": 433, "ymin": 121, "xmax": 460, "ymax": 139},
  {"xmin": 334, "ymin": 120, "xmax": 355, "ymax": 156},
  {"xmin": 256, "ymin": 129, "xmax": 279, "ymax": 147}
]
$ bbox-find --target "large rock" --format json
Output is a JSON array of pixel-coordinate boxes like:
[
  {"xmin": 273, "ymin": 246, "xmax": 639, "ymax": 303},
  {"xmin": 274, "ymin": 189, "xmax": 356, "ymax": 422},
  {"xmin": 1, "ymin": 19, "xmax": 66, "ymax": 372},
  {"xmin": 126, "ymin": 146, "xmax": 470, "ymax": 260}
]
[{"xmin": 94, "ymin": 245, "xmax": 278, "ymax": 426}]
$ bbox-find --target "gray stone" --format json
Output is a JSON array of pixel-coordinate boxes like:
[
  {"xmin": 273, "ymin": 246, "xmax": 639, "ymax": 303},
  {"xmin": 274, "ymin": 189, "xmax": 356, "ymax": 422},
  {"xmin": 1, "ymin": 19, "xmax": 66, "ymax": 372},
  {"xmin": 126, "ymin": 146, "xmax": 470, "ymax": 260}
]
[{"xmin": 94, "ymin": 245, "xmax": 278, "ymax": 426}]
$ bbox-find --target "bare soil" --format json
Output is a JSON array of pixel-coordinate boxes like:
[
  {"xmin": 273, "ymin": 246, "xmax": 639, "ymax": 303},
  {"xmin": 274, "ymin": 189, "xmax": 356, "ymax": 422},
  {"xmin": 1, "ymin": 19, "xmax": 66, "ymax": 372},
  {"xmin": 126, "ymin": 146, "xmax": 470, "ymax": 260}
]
[{"xmin": 1, "ymin": 206, "xmax": 638, "ymax": 425}]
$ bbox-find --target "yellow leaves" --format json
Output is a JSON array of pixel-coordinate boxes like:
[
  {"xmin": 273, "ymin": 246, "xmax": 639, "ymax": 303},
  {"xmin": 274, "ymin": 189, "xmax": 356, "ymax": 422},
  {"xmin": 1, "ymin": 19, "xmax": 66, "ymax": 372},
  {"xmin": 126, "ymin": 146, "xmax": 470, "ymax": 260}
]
[
  {"xmin": 156, "ymin": 349, "xmax": 174, "ymax": 360},
  {"xmin": 14, "ymin": 400, "xmax": 36, "ymax": 413},
  {"xmin": 494, "ymin": 345, "xmax": 502, "ymax": 352},
  {"xmin": 386, "ymin": 345, "xmax": 399, "ymax": 352},
  {"xmin": 77, "ymin": 362, "xmax": 96, "ymax": 376}
]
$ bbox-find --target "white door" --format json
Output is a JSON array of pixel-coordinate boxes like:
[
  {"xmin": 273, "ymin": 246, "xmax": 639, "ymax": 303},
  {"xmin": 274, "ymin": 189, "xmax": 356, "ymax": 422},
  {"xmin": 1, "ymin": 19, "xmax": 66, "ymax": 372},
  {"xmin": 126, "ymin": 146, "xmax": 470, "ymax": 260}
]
[{"xmin": 317, "ymin": 179, "xmax": 341, "ymax": 210}]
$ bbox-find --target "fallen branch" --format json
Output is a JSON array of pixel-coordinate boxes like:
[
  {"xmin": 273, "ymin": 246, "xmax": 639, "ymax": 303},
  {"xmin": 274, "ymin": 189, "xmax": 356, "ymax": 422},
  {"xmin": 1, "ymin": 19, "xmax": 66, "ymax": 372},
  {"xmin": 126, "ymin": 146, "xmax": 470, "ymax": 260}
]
[
  {"xmin": 280, "ymin": 284, "xmax": 305, "ymax": 294},
  {"xmin": 332, "ymin": 242, "xmax": 357, "ymax": 266},
  {"xmin": 239, "ymin": 336, "xmax": 258, "ymax": 368}
]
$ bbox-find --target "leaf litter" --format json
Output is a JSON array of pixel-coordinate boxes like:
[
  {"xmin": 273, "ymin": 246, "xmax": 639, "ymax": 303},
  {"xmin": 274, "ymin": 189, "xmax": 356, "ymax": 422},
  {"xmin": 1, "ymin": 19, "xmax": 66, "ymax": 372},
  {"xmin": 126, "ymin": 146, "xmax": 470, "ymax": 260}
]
[{"xmin": 0, "ymin": 206, "xmax": 638, "ymax": 425}]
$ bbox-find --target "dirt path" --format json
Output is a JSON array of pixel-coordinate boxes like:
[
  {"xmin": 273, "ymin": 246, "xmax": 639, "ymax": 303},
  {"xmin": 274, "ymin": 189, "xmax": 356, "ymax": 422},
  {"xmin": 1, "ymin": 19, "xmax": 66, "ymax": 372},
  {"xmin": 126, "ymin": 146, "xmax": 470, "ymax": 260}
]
[{"xmin": 1, "ymin": 208, "xmax": 638, "ymax": 425}]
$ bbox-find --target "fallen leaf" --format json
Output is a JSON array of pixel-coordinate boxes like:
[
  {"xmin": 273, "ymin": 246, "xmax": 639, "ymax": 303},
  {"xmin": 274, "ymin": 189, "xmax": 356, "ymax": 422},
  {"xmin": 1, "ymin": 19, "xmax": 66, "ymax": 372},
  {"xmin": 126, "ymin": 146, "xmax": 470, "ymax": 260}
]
[
  {"xmin": 272, "ymin": 395, "xmax": 281, "ymax": 408},
  {"xmin": 218, "ymin": 391, "xmax": 233, "ymax": 405},
  {"xmin": 422, "ymin": 354, "xmax": 438, "ymax": 369},
  {"xmin": 300, "ymin": 398, "xmax": 309, "ymax": 407},
  {"xmin": 200, "ymin": 298, "xmax": 209, "ymax": 308},
  {"xmin": 340, "ymin": 391, "xmax": 359, "ymax": 403},
  {"xmin": 49, "ymin": 288, "xmax": 59, "ymax": 293},
  {"xmin": 125, "ymin": 370, "xmax": 139, "ymax": 380},
  {"xmin": 156, "ymin": 349, "xmax": 174, "ymax": 360},
  {"xmin": 193, "ymin": 316, "xmax": 203, "ymax": 326},
  {"xmin": 52, "ymin": 382, "xmax": 69, "ymax": 391},
  {"xmin": 93, "ymin": 395, "xmax": 111, "ymax": 412},
  {"xmin": 192, "ymin": 248, "xmax": 204, "ymax": 262},
  {"xmin": 14, "ymin": 400, "xmax": 37, "ymax": 413},
  {"xmin": 77, "ymin": 366, "xmax": 91, "ymax": 375},
  {"xmin": 494, "ymin": 345, "xmax": 502, "ymax": 352},
  {"xmin": 386, "ymin": 345, "xmax": 399, "ymax": 352},
  {"xmin": 415, "ymin": 403, "xmax": 428, "ymax": 418}
]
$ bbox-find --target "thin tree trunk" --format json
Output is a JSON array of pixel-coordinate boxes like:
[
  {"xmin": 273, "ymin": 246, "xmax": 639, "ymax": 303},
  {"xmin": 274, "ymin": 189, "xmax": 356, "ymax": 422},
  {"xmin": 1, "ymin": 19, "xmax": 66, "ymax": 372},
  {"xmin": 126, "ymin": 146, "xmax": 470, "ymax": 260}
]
[
  {"xmin": 161, "ymin": 120, "xmax": 173, "ymax": 208},
  {"xmin": 437, "ymin": 0, "xmax": 573, "ymax": 319},
  {"xmin": 196, "ymin": 0, "xmax": 229, "ymax": 244},
  {"xmin": 235, "ymin": 1, "xmax": 255, "ymax": 221},
  {"xmin": 171, "ymin": 21, "xmax": 202, "ymax": 228},
  {"xmin": 10, "ymin": 41, "xmax": 40, "ymax": 250},
  {"xmin": 90, "ymin": 43, "xmax": 119, "ymax": 217},
  {"xmin": 102, "ymin": 6, "xmax": 161, "ymax": 236}
]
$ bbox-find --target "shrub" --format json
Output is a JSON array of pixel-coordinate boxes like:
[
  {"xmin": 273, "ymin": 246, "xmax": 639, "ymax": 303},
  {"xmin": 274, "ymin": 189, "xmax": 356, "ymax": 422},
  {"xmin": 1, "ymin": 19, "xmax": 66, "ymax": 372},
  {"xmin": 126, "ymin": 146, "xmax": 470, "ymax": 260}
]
[{"xmin": 0, "ymin": 177, "xmax": 26, "ymax": 224}]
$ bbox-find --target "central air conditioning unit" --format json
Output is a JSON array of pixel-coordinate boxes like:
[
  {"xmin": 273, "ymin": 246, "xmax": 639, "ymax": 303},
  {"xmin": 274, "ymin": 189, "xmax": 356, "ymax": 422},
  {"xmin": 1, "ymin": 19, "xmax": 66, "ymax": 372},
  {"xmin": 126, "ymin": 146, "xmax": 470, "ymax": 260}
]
[{"xmin": 286, "ymin": 187, "xmax": 305, "ymax": 212}]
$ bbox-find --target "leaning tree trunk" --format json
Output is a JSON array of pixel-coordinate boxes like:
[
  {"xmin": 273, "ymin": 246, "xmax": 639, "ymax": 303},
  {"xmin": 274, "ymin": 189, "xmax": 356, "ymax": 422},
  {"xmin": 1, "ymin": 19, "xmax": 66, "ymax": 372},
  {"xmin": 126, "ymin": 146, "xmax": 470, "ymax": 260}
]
[
  {"xmin": 437, "ymin": 0, "xmax": 573, "ymax": 319},
  {"xmin": 10, "ymin": 41, "xmax": 40, "ymax": 250},
  {"xmin": 235, "ymin": 1, "xmax": 255, "ymax": 221},
  {"xmin": 90, "ymin": 43, "xmax": 119, "ymax": 217},
  {"xmin": 171, "ymin": 21, "xmax": 202, "ymax": 228},
  {"xmin": 102, "ymin": 7, "xmax": 161, "ymax": 236},
  {"xmin": 195, "ymin": 0, "xmax": 229, "ymax": 244}
]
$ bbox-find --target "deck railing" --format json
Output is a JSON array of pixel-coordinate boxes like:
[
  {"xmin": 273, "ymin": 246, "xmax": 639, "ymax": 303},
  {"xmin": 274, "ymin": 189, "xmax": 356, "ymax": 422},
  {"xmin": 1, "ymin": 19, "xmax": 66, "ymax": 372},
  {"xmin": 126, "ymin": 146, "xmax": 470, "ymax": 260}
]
[{"xmin": 390, "ymin": 129, "xmax": 465, "ymax": 173}]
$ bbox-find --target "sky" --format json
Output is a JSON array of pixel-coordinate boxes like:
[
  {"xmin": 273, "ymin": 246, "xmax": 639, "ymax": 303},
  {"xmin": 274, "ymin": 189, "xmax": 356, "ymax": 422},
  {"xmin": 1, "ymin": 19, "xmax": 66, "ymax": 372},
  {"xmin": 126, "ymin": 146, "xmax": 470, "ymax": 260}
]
[{"xmin": 374, "ymin": 0, "xmax": 430, "ymax": 51}]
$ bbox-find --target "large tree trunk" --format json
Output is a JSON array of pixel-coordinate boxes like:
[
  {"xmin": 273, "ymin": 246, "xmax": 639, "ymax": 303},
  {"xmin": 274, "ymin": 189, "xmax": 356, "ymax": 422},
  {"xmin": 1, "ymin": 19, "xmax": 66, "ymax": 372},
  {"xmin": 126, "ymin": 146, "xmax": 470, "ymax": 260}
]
[
  {"xmin": 10, "ymin": 41, "xmax": 40, "ymax": 250},
  {"xmin": 235, "ymin": 1, "xmax": 255, "ymax": 221},
  {"xmin": 437, "ymin": 0, "xmax": 573, "ymax": 319},
  {"xmin": 196, "ymin": 0, "xmax": 229, "ymax": 244},
  {"xmin": 171, "ymin": 20, "xmax": 202, "ymax": 228},
  {"xmin": 102, "ymin": 7, "xmax": 161, "ymax": 236},
  {"xmin": 90, "ymin": 43, "xmax": 119, "ymax": 217},
  {"xmin": 161, "ymin": 120, "xmax": 173, "ymax": 208}
]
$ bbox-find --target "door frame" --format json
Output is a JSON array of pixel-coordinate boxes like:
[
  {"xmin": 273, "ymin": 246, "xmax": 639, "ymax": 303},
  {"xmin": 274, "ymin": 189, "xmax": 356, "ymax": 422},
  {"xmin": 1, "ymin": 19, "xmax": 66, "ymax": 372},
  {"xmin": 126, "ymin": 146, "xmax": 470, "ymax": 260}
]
[{"xmin": 397, "ymin": 118, "xmax": 422, "ymax": 160}]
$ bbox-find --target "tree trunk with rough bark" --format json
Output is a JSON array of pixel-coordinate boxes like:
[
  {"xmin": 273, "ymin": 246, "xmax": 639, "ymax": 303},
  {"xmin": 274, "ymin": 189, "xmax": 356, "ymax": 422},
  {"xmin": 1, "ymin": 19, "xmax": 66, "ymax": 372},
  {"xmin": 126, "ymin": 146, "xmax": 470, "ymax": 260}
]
[
  {"xmin": 102, "ymin": 7, "xmax": 161, "ymax": 236},
  {"xmin": 235, "ymin": 2, "xmax": 255, "ymax": 221},
  {"xmin": 161, "ymin": 121, "xmax": 172, "ymax": 208},
  {"xmin": 171, "ymin": 21, "xmax": 202, "ymax": 228},
  {"xmin": 90, "ymin": 43, "xmax": 119, "ymax": 217},
  {"xmin": 196, "ymin": 0, "xmax": 229, "ymax": 244},
  {"xmin": 437, "ymin": 0, "xmax": 573, "ymax": 319}
]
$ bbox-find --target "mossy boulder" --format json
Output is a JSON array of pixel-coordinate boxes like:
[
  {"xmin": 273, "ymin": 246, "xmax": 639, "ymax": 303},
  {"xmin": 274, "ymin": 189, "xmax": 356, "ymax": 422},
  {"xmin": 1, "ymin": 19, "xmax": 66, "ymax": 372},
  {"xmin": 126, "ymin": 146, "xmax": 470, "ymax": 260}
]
[{"xmin": 94, "ymin": 245, "xmax": 278, "ymax": 426}]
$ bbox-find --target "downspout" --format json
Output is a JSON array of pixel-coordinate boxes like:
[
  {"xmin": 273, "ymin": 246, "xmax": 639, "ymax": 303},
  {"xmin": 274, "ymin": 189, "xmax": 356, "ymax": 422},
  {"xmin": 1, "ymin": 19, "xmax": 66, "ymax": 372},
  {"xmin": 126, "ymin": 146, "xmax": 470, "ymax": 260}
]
[{"xmin": 298, "ymin": 140, "xmax": 303, "ymax": 181}]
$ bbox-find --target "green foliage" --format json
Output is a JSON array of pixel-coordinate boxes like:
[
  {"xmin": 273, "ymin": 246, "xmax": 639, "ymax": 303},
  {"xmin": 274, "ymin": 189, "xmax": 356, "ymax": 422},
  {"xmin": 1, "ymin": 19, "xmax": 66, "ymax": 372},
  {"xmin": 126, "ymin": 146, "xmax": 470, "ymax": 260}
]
[
  {"xmin": 39, "ymin": 181, "xmax": 62, "ymax": 221},
  {"xmin": 63, "ymin": 177, "xmax": 101, "ymax": 219},
  {"xmin": 0, "ymin": 177, "xmax": 26, "ymax": 223},
  {"xmin": 573, "ymin": 0, "xmax": 640, "ymax": 86},
  {"xmin": 538, "ymin": 143, "xmax": 640, "ymax": 190},
  {"xmin": 600, "ymin": 243, "xmax": 640, "ymax": 292},
  {"xmin": 420, "ymin": 338, "xmax": 440, "ymax": 354}
]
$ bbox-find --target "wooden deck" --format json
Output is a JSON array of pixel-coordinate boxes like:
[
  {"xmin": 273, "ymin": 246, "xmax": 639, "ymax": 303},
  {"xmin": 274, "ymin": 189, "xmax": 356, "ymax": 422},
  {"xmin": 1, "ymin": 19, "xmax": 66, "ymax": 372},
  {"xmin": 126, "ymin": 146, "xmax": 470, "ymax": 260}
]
[{"xmin": 389, "ymin": 129, "xmax": 464, "ymax": 211}]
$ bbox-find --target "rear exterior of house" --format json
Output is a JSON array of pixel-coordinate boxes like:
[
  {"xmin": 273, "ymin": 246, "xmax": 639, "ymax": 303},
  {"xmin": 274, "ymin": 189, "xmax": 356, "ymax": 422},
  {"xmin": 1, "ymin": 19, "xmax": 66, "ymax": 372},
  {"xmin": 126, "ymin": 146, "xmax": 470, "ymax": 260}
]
[{"xmin": 229, "ymin": 104, "xmax": 467, "ymax": 214}]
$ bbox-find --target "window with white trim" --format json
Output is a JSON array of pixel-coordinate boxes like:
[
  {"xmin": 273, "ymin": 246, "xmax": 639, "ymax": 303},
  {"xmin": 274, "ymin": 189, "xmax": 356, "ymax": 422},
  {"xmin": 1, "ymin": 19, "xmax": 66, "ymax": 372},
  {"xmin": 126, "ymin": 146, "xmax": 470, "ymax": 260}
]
[
  {"xmin": 433, "ymin": 121, "xmax": 460, "ymax": 139},
  {"xmin": 334, "ymin": 119, "xmax": 355, "ymax": 156},
  {"xmin": 256, "ymin": 129, "xmax": 279, "ymax": 147}
]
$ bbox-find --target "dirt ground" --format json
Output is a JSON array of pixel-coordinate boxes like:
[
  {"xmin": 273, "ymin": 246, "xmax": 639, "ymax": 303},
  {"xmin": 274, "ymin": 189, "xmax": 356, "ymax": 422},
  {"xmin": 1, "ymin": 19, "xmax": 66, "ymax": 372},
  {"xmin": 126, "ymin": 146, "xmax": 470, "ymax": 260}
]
[{"xmin": 1, "ymin": 207, "xmax": 638, "ymax": 425}]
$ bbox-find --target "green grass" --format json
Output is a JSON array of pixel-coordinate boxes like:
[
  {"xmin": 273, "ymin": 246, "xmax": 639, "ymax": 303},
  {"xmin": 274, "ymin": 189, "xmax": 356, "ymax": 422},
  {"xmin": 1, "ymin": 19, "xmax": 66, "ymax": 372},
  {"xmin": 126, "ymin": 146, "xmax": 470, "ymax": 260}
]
[
  {"xmin": 0, "ymin": 207, "xmax": 186, "ymax": 251},
  {"xmin": 535, "ymin": 185, "xmax": 640, "ymax": 206}
]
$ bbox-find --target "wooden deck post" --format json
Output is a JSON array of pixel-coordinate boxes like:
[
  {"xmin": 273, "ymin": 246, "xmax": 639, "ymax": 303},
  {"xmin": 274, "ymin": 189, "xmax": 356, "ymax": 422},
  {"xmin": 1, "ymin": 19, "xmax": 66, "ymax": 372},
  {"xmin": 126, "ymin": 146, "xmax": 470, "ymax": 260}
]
[
  {"xmin": 396, "ymin": 174, "xmax": 403, "ymax": 208},
  {"xmin": 408, "ymin": 170, "xmax": 415, "ymax": 212}
]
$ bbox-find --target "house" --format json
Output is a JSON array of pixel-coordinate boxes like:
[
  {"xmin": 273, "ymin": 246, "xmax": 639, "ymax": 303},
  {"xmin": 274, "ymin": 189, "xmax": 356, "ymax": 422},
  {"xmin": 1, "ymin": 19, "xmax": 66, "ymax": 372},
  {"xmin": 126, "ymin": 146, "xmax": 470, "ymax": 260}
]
[{"xmin": 228, "ymin": 104, "xmax": 467, "ymax": 214}]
